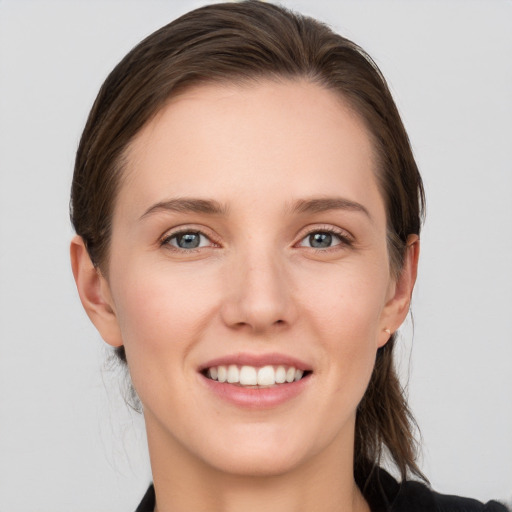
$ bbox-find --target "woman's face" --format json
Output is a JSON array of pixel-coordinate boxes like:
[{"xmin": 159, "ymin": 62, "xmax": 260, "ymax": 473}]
[{"xmin": 81, "ymin": 80, "xmax": 415, "ymax": 476}]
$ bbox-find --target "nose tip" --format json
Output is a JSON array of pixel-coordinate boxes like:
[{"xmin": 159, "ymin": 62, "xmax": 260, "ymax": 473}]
[{"xmin": 220, "ymin": 254, "xmax": 295, "ymax": 333}]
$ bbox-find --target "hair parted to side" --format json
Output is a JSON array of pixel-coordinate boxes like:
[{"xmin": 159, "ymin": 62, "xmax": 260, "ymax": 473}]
[{"xmin": 71, "ymin": 0, "xmax": 425, "ymax": 485}]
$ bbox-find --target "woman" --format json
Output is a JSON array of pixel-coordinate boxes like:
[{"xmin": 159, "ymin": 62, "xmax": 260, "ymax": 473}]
[{"xmin": 69, "ymin": 2, "xmax": 508, "ymax": 511}]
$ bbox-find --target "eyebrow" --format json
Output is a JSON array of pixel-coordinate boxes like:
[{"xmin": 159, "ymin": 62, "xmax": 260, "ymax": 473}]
[
  {"xmin": 139, "ymin": 196, "xmax": 372, "ymax": 221},
  {"xmin": 291, "ymin": 197, "xmax": 372, "ymax": 220},
  {"xmin": 139, "ymin": 198, "xmax": 228, "ymax": 220}
]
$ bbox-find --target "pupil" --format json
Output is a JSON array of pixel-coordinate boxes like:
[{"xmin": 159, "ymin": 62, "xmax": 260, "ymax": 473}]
[
  {"xmin": 310, "ymin": 232, "xmax": 332, "ymax": 248},
  {"xmin": 178, "ymin": 232, "xmax": 200, "ymax": 249}
]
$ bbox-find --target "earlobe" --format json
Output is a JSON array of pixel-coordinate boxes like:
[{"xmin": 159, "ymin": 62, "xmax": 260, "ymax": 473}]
[
  {"xmin": 70, "ymin": 235, "xmax": 123, "ymax": 347},
  {"xmin": 379, "ymin": 235, "xmax": 420, "ymax": 346}
]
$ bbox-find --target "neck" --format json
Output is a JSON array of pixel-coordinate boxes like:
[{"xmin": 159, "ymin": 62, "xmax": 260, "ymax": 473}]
[{"xmin": 146, "ymin": 417, "xmax": 370, "ymax": 512}]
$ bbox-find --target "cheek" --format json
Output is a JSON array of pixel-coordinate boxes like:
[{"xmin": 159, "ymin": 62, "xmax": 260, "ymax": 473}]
[
  {"xmin": 299, "ymin": 262, "xmax": 388, "ymax": 384},
  {"xmin": 110, "ymin": 261, "xmax": 219, "ymax": 363},
  {"xmin": 301, "ymin": 261, "xmax": 389, "ymax": 335}
]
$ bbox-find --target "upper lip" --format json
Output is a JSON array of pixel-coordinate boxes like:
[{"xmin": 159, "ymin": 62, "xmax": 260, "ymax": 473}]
[{"xmin": 198, "ymin": 352, "xmax": 312, "ymax": 372}]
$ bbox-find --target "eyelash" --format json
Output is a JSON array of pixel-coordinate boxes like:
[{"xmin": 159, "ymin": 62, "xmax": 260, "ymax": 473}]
[{"xmin": 160, "ymin": 226, "xmax": 353, "ymax": 253}]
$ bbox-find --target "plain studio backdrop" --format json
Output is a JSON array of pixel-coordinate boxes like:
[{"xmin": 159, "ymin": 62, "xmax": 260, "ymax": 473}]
[{"xmin": 0, "ymin": 1, "xmax": 511, "ymax": 510}]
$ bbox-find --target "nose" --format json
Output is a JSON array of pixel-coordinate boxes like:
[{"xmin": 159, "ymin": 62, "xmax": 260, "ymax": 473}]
[{"xmin": 220, "ymin": 247, "xmax": 297, "ymax": 334}]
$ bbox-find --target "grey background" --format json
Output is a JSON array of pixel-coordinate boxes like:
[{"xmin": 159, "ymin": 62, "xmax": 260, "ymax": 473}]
[{"xmin": 0, "ymin": 1, "xmax": 511, "ymax": 510}]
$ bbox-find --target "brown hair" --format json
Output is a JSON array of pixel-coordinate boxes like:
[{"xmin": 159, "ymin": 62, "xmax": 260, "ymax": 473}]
[{"xmin": 71, "ymin": 0, "xmax": 425, "ymax": 484}]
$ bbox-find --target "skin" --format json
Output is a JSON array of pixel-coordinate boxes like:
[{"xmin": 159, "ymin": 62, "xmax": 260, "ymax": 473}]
[{"xmin": 71, "ymin": 80, "xmax": 419, "ymax": 512}]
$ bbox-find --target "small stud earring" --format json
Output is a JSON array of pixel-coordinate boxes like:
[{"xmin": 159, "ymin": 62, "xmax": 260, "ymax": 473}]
[{"xmin": 384, "ymin": 328, "xmax": 391, "ymax": 335}]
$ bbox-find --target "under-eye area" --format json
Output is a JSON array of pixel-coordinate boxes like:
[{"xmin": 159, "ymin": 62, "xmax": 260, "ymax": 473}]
[{"xmin": 201, "ymin": 365, "xmax": 313, "ymax": 387}]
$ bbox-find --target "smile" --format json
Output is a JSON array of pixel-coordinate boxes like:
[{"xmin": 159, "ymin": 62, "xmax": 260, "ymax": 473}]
[
  {"xmin": 199, "ymin": 354, "xmax": 313, "ymax": 408},
  {"xmin": 204, "ymin": 364, "xmax": 308, "ymax": 387}
]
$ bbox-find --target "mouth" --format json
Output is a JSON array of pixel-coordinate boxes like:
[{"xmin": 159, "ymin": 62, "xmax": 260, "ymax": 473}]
[
  {"xmin": 201, "ymin": 364, "xmax": 312, "ymax": 388},
  {"xmin": 199, "ymin": 355, "xmax": 313, "ymax": 408}
]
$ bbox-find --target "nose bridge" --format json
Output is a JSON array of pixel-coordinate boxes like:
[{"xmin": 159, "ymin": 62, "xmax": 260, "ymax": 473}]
[{"xmin": 221, "ymin": 239, "xmax": 294, "ymax": 332}]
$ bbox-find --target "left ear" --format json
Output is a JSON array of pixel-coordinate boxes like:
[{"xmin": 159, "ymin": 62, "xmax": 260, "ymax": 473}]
[{"xmin": 379, "ymin": 235, "xmax": 420, "ymax": 347}]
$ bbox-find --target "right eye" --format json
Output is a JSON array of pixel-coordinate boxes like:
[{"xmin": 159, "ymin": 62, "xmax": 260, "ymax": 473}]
[
  {"xmin": 299, "ymin": 231, "xmax": 343, "ymax": 249},
  {"xmin": 163, "ymin": 231, "xmax": 212, "ymax": 250}
]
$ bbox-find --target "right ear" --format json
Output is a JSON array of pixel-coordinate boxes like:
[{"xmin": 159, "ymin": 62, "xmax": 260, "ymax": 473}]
[{"xmin": 70, "ymin": 235, "xmax": 123, "ymax": 347}]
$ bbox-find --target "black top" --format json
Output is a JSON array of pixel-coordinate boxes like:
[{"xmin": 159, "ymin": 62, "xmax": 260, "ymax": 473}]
[{"xmin": 135, "ymin": 468, "xmax": 509, "ymax": 512}]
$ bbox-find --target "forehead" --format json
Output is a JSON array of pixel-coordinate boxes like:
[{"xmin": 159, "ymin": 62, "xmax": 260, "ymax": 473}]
[{"xmin": 118, "ymin": 79, "xmax": 383, "ymax": 221}]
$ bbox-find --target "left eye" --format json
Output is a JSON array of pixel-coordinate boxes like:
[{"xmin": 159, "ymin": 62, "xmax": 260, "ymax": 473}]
[
  {"xmin": 166, "ymin": 231, "xmax": 211, "ymax": 250},
  {"xmin": 299, "ymin": 231, "xmax": 343, "ymax": 249}
]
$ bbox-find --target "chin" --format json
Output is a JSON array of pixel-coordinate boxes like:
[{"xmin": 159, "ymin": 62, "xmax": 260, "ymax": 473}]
[
  {"xmin": 193, "ymin": 419, "xmax": 337, "ymax": 478},
  {"xmin": 205, "ymin": 444, "xmax": 306, "ymax": 478}
]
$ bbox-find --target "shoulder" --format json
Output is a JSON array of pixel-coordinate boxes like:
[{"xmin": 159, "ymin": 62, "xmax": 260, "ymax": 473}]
[
  {"xmin": 363, "ymin": 467, "xmax": 510, "ymax": 512},
  {"xmin": 394, "ymin": 479, "xmax": 509, "ymax": 512}
]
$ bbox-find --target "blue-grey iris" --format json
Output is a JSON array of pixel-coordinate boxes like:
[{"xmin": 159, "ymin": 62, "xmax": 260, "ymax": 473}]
[
  {"xmin": 177, "ymin": 232, "xmax": 201, "ymax": 249},
  {"xmin": 309, "ymin": 232, "xmax": 332, "ymax": 248}
]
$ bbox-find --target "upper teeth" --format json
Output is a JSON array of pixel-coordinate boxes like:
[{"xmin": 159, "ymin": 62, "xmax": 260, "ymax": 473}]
[{"xmin": 207, "ymin": 365, "xmax": 304, "ymax": 386}]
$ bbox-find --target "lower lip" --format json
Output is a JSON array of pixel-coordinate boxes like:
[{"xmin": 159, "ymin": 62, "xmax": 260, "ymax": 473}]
[{"xmin": 200, "ymin": 374, "xmax": 311, "ymax": 409}]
